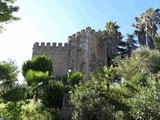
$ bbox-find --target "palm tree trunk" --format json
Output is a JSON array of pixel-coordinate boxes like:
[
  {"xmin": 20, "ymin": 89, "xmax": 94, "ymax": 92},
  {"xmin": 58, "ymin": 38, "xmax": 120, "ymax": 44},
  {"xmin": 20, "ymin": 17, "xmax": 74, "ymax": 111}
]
[
  {"xmin": 148, "ymin": 37, "xmax": 155, "ymax": 49},
  {"xmin": 138, "ymin": 32, "xmax": 146, "ymax": 46}
]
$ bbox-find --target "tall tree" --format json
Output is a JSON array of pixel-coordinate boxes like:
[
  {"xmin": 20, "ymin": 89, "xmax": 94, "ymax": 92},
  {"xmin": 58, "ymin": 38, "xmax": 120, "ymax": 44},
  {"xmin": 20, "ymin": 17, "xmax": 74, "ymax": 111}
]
[
  {"xmin": 133, "ymin": 8, "xmax": 160, "ymax": 49},
  {"xmin": 104, "ymin": 21, "xmax": 122, "ymax": 45},
  {"xmin": 101, "ymin": 21, "xmax": 122, "ymax": 64},
  {"xmin": 104, "ymin": 21, "xmax": 120, "ymax": 36},
  {"xmin": 0, "ymin": 0, "xmax": 19, "ymax": 32},
  {"xmin": 133, "ymin": 16, "xmax": 146, "ymax": 46}
]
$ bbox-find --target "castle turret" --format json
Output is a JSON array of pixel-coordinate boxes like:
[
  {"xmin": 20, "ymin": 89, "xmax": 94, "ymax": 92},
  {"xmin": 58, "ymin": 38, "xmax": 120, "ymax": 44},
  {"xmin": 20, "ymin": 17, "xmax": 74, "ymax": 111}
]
[{"xmin": 67, "ymin": 27, "xmax": 108, "ymax": 80}]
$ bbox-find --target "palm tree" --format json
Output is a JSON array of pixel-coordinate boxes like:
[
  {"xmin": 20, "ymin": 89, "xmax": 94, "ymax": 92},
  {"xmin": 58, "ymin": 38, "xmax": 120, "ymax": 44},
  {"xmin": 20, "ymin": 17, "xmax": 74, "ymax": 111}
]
[
  {"xmin": 104, "ymin": 21, "xmax": 122, "ymax": 43},
  {"xmin": 102, "ymin": 21, "xmax": 122, "ymax": 65},
  {"xmin": 105, "ymin": 21, "xmax": 120, "ymax": 36},
  {"xmin": 133, "ymin": 8, "xmax": 160, "ymax": 49},
  {"xmin": 144, "ymin": 8, "xmax": 159, "ymax": 49},
  {"xmin": 132, "ymin": 17, "xmax": 146, "ymax": 46},
  {"xmin": 66, "ymin": 71, "xmax": 85, "ymax": 88},
  {"xmin": 25, "ymin": 70, "xmax": 50, "ymax": 103}
]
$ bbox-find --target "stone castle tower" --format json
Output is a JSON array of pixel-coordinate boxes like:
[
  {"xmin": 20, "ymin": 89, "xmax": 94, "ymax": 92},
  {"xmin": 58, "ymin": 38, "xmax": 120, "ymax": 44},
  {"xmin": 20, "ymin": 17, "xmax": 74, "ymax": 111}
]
[{"xmin": 32, "ymin": 27, "xmax": 118, "ymax": 80}]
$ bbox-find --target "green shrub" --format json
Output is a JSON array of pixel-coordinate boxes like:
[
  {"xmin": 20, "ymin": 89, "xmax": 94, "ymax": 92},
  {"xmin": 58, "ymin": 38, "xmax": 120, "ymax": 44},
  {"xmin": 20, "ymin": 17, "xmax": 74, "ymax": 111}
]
[
  {"xmin": 41, "ymin": 80, "xmax": 65, "ymax": 109},
  {"xmin": 70, "ymin": 77, "xmax": 126, "ymax": 120},
  {"xmin": 1, "ymin": 86, "xmax": 27, "ymax": 102},
  {"xmin": 67, "ymin": 71, "xmax": 85, "ymax": 87},
  {"xmin": 22, "ymin": 102, "xmax": 60, "ymax": 120},
  {"xmin": 0, "ymin": 102, "xmax": 24, "ymax": 120},
  {"xmin": 22, "ymin": 55, "xmax": 53, "ymax": 77}
]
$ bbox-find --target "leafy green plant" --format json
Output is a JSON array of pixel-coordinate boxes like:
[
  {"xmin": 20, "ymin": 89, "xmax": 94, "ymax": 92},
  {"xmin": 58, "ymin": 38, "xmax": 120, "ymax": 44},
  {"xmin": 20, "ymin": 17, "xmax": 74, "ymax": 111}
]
[
  {"xmin": 22, "ymin": 55, "xmax": 53, "ymax": 77},
  {"xmin": 40, "ymin": 80, "xmax": 65, "ymax": 109},
  {"xmin": 70, "ymin": 70, "xmax": 129, "ymax": 120},
  {"xmin": 1, "ymin": 86, "xmax": 27, "ymax": 102},
  {"xmin": 22, "ymin": 56, "xmax": 53, "ymax": 102},
  {"xmin": 25, "ymin": 70, "xmax": 50, "ymax": 102},
  {"xmin": 128, "ymin": 76, "xmax": 160, "ymax": 119},
  {"xmin": 115, "ymin": 48, "xmax": 160, "ymax": 118},
  {"xmin": 0, "ymin": 102, "xmax": 24, "ymax": 120},
  {"xmin": 0, "ymin": 59, "xmax": 19, "ymax": 92},
  {"xmin": 154, "ymin": 33, "xmax": 160, "ymax": 51},
  {"xmin": 22, "ymin": 102, "xmax": 60, "ymax": 120},
  {"xmin": 67, "ymin": 71, "xmax": 85, "ymax": 88}
]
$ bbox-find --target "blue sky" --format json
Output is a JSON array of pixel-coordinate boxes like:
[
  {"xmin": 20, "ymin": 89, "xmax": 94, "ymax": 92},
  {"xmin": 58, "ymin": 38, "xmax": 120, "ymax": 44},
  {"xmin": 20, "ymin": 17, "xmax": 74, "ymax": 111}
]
[
  {"xmin": 17, "ymin": 0, "xmax": 160, "ymax": 41},
  {"xmin": 0, "ymin": 0, "xmax": 159, "ymax": 82}
]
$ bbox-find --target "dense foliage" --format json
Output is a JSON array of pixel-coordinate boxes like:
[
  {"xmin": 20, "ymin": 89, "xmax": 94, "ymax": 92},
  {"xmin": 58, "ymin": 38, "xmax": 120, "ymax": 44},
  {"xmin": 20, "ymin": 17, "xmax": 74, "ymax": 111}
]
[
  {"xmin": 41, "ymin": 80, "xmax": 65, "ymax": 109},
  {"xmin": 22, "ymin": 55, "xmax": 53, "ymax": 77},
  {"xmin": 0, "ymin": 59, "xmax": 19, "ymax": 92},
  {"xmin": 1, "ymin": 86, "xmax": 27, "ymax": 102},
  {"xmin": 22, "ymin": 56, "xmax": 53, "ymax": 102},
  {"xmin": 71, "ymin": 48, "xmax": 160, "ymax": 119},
  {"xmin": 21, "ymin": 55, "xmax": 65, "ymax": 119},
  {"xmin": 71, "ymin": 74, "xmax": 126, "ymax": 120},
  {"xmin": 66, "ymin": 71, "xmax": 85, "ymax": 88}
]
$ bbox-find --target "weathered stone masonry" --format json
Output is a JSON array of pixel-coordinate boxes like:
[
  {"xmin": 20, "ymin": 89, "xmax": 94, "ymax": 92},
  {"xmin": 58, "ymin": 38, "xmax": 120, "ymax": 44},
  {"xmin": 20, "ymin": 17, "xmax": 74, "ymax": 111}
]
[{"xmin": 32, "ymin": 27, "xmax": 117, "ymax": 79}]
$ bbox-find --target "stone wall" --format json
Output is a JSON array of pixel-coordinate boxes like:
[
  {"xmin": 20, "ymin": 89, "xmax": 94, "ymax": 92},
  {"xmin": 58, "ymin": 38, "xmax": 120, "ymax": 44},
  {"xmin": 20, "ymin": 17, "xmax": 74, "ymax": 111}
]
[
  {"xmin": 68, "ymin": 27, "xmax": 93, "ymax": 80},
  {"xmin": 32, "ymin": 42, "xmax": 68, "ymax": 77},
  {"xmin": 67, "ymin": 27, "xmax": 106, "ymax": 80},
  {"xmin": 32, "ymin": 27, "xmax": 119, "ymax": 78},
  {"xmin": 89, "ymin": 30, "xmax": 108, "ymax": 73}
]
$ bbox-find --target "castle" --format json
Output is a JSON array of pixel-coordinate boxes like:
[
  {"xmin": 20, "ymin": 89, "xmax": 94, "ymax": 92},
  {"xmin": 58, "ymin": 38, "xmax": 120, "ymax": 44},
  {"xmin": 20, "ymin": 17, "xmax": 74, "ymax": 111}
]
[{"xmin": 32, "ymin": 27, "xmax": 119, "ymax": 80}]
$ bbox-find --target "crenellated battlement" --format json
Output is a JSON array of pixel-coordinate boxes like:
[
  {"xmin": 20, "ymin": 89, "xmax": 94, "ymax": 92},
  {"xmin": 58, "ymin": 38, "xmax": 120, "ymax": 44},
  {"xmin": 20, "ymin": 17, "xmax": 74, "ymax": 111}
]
[
  {"xmin": 33, "ymin": 42, "xmax": 68, "ymax": 49},
  {"xmin": 32, "ymin": 26, "xmax": 119, "ymax": 82},
  {"xmin": 68, "ymin": 26, "xmax": 96, "ymax": 41}
]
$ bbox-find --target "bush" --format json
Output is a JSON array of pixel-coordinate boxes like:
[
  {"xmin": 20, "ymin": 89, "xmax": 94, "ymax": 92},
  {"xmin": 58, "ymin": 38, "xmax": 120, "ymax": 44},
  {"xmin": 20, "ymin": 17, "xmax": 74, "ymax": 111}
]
[
  {"xmin": 70, "ymin": 77, "xmax": 126, "ymax": 120},
  {"xmin": 0, "ymin": 102, "xmax": 24, "ymax": 120},
  {"xmin": 22, "ymin": 101, "xmax": 61, "ymax": 120},
  {"xmin": 67, "ymin": 71, "xmax": 85, "ymax": 87},
  {"xmin": 22, "ymin": 55, "xmax": 53, "ymax": 77},
  {"xmin": 40, "ymin": 80, "xmax": 65, "ymax": 109},
  {"xmin": 22, "ymin": 102, "xmax": 53, "ymax": 120},
  {"xmin": 1, "ymin": 86, "xmax": 27, "ymax": 102}
]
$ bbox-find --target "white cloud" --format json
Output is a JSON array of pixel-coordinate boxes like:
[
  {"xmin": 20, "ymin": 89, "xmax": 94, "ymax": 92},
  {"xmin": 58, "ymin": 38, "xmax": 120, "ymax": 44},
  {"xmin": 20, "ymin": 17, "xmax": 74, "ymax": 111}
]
[{"xmin": 0, "ymin": 15, "xmax": 45, "ymax": 83}]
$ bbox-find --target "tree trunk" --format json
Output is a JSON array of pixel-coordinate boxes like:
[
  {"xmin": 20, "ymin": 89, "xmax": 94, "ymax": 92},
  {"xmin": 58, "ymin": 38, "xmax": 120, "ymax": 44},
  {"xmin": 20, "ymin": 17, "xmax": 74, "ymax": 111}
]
[
  {"xmin": 148, "ymin": 37, "xmax": 155, "ymax": 49},
  {"xmin": 34, "ymin": 90, "xmax": 38, "ymax": 103},
  {"xmin": 138, "ymin": 32, "xmax": 146, "ymax": 46}
]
